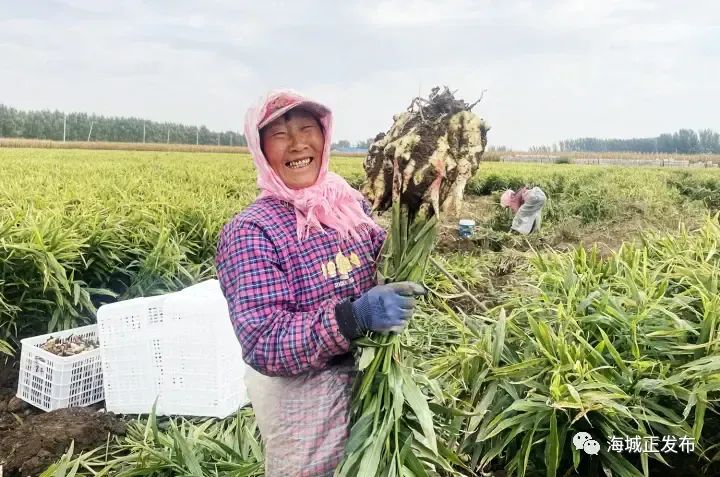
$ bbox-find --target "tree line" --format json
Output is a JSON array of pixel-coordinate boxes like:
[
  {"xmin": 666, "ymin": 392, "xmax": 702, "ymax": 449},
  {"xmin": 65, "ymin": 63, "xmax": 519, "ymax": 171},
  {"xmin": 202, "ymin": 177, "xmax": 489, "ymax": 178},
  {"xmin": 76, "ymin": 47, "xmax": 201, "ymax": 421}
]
[
  {"xmin": 331, "ymin": 137, "xmax": 375, "ymax": 150},
  {"xmin": 553, "ymin": 129, "xmax": 720, "ymax": 154},
  {"xmin": 0, "ymin": 104, "xmax": 246, "ymax": 146}
]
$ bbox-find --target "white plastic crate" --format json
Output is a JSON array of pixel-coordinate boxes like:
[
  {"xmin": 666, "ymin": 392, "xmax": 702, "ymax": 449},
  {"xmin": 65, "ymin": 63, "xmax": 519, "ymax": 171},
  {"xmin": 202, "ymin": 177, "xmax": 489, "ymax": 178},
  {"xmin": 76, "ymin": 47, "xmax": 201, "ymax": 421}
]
[
  {"xmin": 16, "ymin": 324, "xmax": 104, "ymax": 412},
  {"xmin": 97, "ymin": 279, "xmax": 248, "ymax": 418}
]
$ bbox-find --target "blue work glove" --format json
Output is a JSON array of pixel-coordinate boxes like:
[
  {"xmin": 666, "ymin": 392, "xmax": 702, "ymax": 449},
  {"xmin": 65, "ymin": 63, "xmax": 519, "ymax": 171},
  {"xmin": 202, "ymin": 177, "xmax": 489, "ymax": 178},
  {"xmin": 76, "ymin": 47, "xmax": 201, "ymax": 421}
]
[
  {"xmin": 352, "ymin": 282, "xmax": 426, "ymax": 333},
  {"xmin": 334, "ymin": 282, "xmax": 425, "ymax": 339}
]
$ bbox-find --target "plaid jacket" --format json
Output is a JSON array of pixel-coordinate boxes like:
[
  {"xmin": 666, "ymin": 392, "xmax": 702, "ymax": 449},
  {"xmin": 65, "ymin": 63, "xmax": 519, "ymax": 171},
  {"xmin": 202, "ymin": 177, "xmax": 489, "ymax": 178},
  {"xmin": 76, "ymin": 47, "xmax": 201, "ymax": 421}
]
[{"xmin": 216, "ymin": 196, "xmax": 386, "ymax": 377}]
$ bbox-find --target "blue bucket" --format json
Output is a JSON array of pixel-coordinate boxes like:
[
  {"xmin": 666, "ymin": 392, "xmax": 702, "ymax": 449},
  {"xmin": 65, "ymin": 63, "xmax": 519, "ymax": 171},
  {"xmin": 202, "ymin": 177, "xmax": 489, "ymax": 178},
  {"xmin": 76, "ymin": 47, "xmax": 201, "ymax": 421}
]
[{"xmin": 458, "ymin": 219, "xmax": 475, "ymax": 238}]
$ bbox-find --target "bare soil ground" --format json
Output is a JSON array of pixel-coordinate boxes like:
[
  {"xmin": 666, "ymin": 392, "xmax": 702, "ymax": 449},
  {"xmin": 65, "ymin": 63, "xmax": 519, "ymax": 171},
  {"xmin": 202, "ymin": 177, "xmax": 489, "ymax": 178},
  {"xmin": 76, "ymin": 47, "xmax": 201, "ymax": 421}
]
[{"xmin": 0, "ymin": 359, "xmax": 127, "ymax": 477}]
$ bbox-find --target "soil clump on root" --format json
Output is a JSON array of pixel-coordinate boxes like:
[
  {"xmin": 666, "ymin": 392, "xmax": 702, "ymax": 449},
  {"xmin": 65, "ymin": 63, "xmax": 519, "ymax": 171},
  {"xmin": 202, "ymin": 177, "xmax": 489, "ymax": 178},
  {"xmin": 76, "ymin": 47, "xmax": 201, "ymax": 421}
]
[{"xmin": 363, "ymin": 86, "xmax": 490, "ymax": 219}]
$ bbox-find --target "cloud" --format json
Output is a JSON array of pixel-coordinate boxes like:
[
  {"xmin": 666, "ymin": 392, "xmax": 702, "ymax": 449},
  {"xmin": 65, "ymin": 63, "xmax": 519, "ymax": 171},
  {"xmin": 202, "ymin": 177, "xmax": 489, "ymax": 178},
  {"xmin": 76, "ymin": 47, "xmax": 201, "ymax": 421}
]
[
  {"xmin": 358, "ymin": 0, "xmax": 486, "ymax": 26},
  {"xmin": 1, "ymin": 0, "xmax": 719, "ymax": 148}
]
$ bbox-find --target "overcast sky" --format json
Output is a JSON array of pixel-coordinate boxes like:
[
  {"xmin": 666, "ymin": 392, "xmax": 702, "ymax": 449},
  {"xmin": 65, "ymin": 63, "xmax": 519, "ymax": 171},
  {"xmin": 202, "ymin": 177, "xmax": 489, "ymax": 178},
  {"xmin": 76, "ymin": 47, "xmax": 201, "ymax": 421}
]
[{"xmin": 2, "ymin": 0, "xmax": 719, "ymax": 149}]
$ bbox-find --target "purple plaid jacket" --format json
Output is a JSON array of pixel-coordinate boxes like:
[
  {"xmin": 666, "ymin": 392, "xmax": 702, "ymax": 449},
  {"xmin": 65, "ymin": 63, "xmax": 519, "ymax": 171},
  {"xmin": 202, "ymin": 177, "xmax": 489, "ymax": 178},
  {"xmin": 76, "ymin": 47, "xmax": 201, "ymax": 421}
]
[{"xmin": 215, "ymin": 196, "xmax": 386, "ymax": 376}]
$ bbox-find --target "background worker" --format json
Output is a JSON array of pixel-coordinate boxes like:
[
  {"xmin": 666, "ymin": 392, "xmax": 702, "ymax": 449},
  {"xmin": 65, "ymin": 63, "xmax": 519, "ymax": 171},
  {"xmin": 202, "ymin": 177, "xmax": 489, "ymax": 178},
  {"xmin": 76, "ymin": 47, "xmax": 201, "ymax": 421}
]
[{"xmin": 500, "ymin": 185, "xmax": 547, "ymax": 234}]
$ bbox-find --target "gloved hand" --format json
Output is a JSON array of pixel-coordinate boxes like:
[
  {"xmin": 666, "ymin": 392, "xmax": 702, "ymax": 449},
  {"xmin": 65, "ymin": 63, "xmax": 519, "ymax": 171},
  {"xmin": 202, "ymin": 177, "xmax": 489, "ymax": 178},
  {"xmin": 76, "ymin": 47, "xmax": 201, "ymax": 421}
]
[{"xmin": 351, "ymin": 281, "xmax": 426, "ymax": 334}]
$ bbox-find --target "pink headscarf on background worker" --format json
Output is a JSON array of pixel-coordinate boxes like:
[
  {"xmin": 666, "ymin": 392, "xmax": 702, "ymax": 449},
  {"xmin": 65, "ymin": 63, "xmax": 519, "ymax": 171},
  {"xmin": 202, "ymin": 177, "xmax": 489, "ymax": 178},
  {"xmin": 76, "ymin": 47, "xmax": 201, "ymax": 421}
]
[
  {"xmin": 500, "ymin": 187, "xmax": 528, "ymax": 214},
  {"xmin": 244, "ymin": 89, "xmax": 380, "ymax": 241}
]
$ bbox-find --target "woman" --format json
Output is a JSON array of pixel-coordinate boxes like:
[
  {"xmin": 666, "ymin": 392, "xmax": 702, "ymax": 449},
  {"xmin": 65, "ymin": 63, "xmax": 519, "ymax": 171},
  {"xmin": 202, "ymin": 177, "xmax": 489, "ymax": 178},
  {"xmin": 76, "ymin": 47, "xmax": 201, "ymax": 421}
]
[
  {"xmin": 215, "ymin": 89, "xmax": 424, "ymax": 477},
  {"xmin": 500, "ymin": 185, "xmax": 547, "ymax": 234}
]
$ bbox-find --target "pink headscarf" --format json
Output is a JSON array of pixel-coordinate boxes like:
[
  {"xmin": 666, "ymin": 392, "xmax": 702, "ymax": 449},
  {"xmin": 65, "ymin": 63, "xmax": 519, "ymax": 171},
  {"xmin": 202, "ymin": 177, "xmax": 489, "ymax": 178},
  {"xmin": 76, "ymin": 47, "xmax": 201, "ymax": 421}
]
[
  {"xmin": 500, "ymin": 189, "xmax": 515, "ymax": 208},
  {"xmin": 500, "ymin": 187, "xmax": 528, "ymax": 214},
  {"xmin": 244, "ymin": 89, "xmax": 381, "ymax": 241}
]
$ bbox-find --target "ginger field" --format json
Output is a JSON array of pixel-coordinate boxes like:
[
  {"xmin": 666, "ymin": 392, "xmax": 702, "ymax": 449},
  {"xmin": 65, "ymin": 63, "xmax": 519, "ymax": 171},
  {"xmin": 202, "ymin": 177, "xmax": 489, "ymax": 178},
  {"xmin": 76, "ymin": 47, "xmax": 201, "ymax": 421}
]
[{"xmin": 2, "ymin": 147, "xmax": 720, "ymax": 476}]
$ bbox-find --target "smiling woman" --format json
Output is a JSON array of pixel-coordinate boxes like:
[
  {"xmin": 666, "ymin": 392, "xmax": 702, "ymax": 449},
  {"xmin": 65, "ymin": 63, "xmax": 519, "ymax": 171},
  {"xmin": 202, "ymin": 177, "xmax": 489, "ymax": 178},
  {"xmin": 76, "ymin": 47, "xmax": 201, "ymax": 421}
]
[
  {"xmin": 260, "ymin": 108, "xmax": 324, "ymax": 189},
  {"xmin": 215, "ymin": 89, "xmax": 423, "ymax": 477}
]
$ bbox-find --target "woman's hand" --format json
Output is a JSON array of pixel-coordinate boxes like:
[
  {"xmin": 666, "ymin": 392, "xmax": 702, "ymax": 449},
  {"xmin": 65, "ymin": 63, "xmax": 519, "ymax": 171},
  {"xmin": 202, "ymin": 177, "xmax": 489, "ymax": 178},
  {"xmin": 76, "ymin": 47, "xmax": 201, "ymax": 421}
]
[{"xmin": 351, "ymin": 282, "xmax": 426, "ymax": 333}]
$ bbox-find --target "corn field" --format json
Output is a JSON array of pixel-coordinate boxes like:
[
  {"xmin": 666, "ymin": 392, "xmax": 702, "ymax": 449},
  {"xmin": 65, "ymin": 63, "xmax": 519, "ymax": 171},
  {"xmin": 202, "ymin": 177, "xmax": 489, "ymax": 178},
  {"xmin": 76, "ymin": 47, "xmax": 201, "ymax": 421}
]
[{"xmin": 2, "ymin": 148, "xmax": 720, "ymax": 476}]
